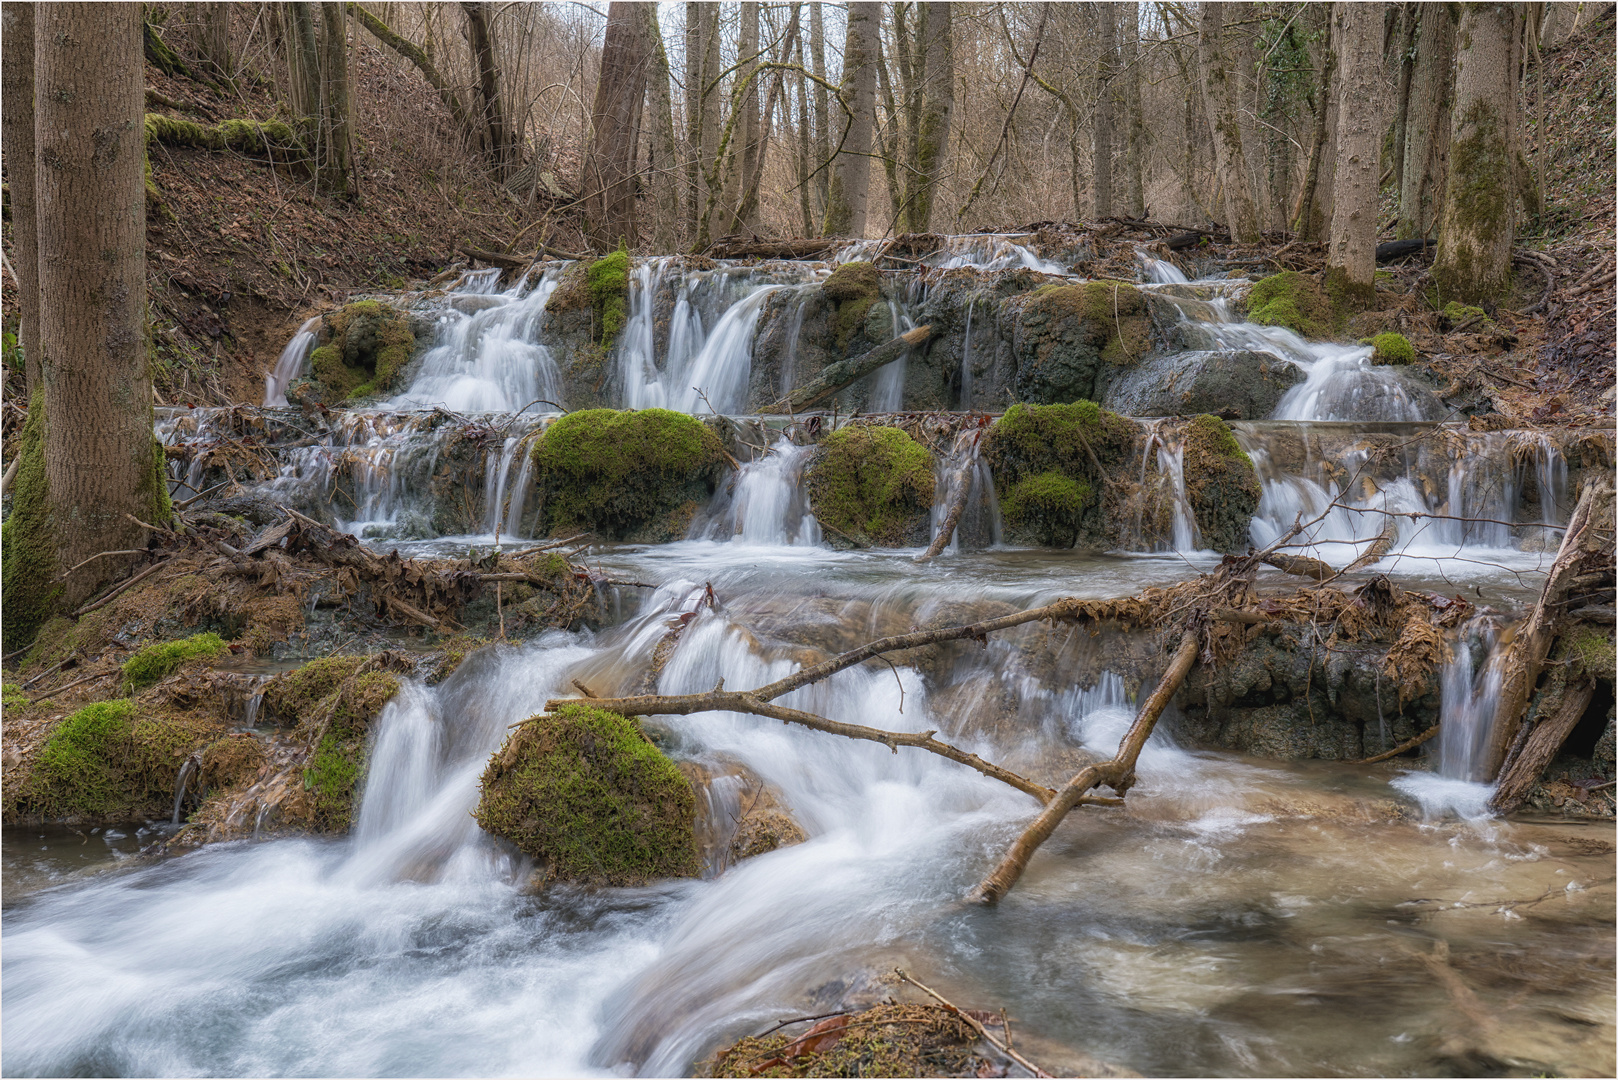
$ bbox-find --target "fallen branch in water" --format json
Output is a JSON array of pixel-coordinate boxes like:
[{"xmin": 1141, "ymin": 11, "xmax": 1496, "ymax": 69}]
[
  {"xmin": 915, "ymin": 464, "xmax": 973, "ymax": 563},
  {"xmin": 1492, "ymin": 677, "xmax": 1597, "ymax": 814},
  {"xmin": 769, "ymin": 325, "xmax": 933, "ymax": 412},
  {"xmin": 1356, "ymin": 723, "xmax": 1439, "ymax": 764}
]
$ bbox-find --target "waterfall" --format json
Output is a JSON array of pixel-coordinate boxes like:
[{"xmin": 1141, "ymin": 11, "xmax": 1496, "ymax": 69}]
[
  {"xmin": 669, "ymin": 284, "xmax": 784, "ymax": 414},
  {"xmin": 959, "ymin": 298, "xmax": 975, "ymax": 409},
  {"xmin": 263, "ymin": 317, "xmax": 321, "ymax": 407},
  {"xmin": 1138, "ymin": 252, "xmax": 1189, "ymax": 284},
  {"xmin": 696, "ymin": 438, "xmax": 821, "ymax": 547},
  {"xmin": 1390, "ymin": 617, "xmax": 1506, "ymax": 820}
]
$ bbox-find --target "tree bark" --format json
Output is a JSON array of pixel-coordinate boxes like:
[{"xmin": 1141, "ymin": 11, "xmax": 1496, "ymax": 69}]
[
  {"xmin": 282, "ymin": 3, "xmax": 322, "ymax": 140},
  {"xmin": 1122, "ymin": 4, "xmax": 1146, "ymax": 219},
  {"xmin": 1491, "ymin": 677, "xmax": 1596, "ymax": 813},
  {"xmin": 726, "ymin": 1, "xmax": 762, "ymax": 231},
  {"xmin": 809, "ymin": 1, "xmax": 831, "ymax": 220},
  {"xmin": 584, "ymin": 2, "xmax": 650, "ymax": 250},
  {"xmin": 30, "ymin": 2, "xmax": 164, "ymax": 616},
  {"xmin": 1389, "ymin": 3, "xmax": 1417, "ymax": 197},
  {"xmin": 188, "ymin": 2, "xmax": 233, "ymax": 80},
  {"xmin": 795, "ymin": 29, "xmax": 817, "ymax": 234},
  {"xmin": 317, "ymin": 2, "xmax": 352, "ymax": 195},
  {"xmin": 736, "ymin": 4, "xmax": 802, "ymax": 233},
  {"xmin": 462, "ymin": 1, "xmax": 515, "ymax": 181},
  {"xmin": 1092, "ymin": 1, "xmax": 1116, "ymax": 219},
  {"xmin": 1397, "ymin": 3, "xmax": 1456, "ymax": 239},
  {"xmin": 1433, "ymin": 2, "xmax": 1519, "ymax": 306},
  {"xmin": 822, "ymin": 1, "xmax": 878, "ymax": 237},
  {"xmin": 1326, "ymin": 1, "xmax": 1386, "ymax": 311},
  {"xmin": 906, "ymin": 1, "xmax": 954, "ymax": 233},
  {"xmin": 770, "ymin": 326, "xmax": 932, "ymax": 412},
  {"xmin": 1196, "ymin": 2, "xmax": 1262, "ymax": 242},
  {"xmin": 683, "ymin": 2, "xmax": 711, "ymax": 240},
  {"xmin": 2, "ymin": 2, "xmax": 40, "ymax": 393},
  {"xmin": 640, "ymin": 4, "xmax": 680, "ymax": 252}
]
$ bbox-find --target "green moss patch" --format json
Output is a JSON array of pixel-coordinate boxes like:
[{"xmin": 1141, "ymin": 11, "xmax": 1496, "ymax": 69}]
[
  {"xmin": 1245, "ymin": 271, "xmax": 1339, "ymax": 339},
  {"xmin": 122, "ymin": 632, "xmax": 226, "ymax": 692},
  {"xmin": 804, "ymin": 425, "xmax": 935, "ymax": 547},
  {"xmin": 475, "ymin": 703, "xmax": 700, "ymax": 886},
  {"xmin": 823, "ymin": 261, "xmax": 884, "ymax": 351},
  {"xmin": 587, "ymin": 247, "xmax": 631, "ymax": 346},
  {"xmin": 310, "ymin": 300, "xmax": 418, "ymax": 401},
  {"xmin": 1181, "ymin": 415, "xmax": 1261, "ymax": 552},
  {"xmin": 531, "ymin": 408, "xmax": 727, "ymax": 541},
  {"xmin": 144, "ymin": 113, "xmax": 302, "ymax": 154},
  {"xmin": 1369, "ymin": 332, "xmax": 1416, "ymax": 366},
  {"xmin": 1567, "ymin": 627, "xmax": 1617, "ymax": 681},
  {"xmin": 1440, "ymin": 301, "xmax": 1492, "ymax": 331},
  {"xmin": 0, "ymin": 391, "xmax": 60, "ymax": 646},
  {"xmin": 982, "ymin": 401, "xmax": 1135, "ymax": 547},
  {"xmin": 1013, "ymin": 281, "xmax": 1149, "ymax": 403}
]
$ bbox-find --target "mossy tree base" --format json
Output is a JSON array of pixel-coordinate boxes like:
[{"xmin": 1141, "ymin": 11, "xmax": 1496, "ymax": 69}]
[{"xmin": 1243, "ymin": 271, "xmax": 1341, "ymax": 339}]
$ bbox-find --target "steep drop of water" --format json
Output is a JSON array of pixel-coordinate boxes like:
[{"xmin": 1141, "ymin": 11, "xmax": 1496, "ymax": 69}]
[
  {"xmin": 263, "ymin": 317, "xmax": 322, "ymax": 407},
  {"xmin": 1391, "ymin": 617, "xmax": 1506, "ymax": 819}
]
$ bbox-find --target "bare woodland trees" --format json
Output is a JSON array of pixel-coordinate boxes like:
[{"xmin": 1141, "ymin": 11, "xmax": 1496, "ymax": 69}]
[
  {"xmin": 583, "ymin": 2, "xmax": 650, "ymax": 249},
  {"xmin": 823, "ymin": 2, "xmax": 880, "ymax": 237},
  {"xmin": 1, "ymin": 2, "xmax": 40, "ymax": 393},
  {"xmin": 1324, "ymin": 2, "xmax": 1384, "ymax": 309},
  {"xmin": 3, "ymin": 3, "xmax": 167, "ymax": 643},
  {"xmin": 1196, "ymin": 3, "xmax": 1261, "ymax": 242},
  {"xmin": 1397, "ymin": 4, "xmax": 1457, "ymax": 240}
]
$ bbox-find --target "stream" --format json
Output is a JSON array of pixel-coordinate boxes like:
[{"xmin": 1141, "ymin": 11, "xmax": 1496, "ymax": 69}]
[{"xmin": 4, "ymin": 238, "xmax": 1612, "ymax": 1078}]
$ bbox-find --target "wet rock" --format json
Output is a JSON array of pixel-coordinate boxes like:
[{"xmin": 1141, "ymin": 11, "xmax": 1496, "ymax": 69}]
[
  {"xmin": 1008, "ymin": 281, "xmax": 1152, "ymax": 404},
  {"xmin": 1180, "ymin": 415, "xmax": 1263, "ymax": 552},
  {"xmin": 309, "ymin": 300, "xmax": 421, "ymax": 402},
  {"xmin": 804, "ymin": 424, "xmax": 935, "ymax": 547},
  {"xmin": 982, "ymin": 401, "xmax": 1142, "ymax": 549},
  {"xmin": 1101, "ymin": 349, "xmax": 1304, "ymax": 420},
  {"xmin": 680, "ymin": 758, "xmax": 807, "ymax": 874}
]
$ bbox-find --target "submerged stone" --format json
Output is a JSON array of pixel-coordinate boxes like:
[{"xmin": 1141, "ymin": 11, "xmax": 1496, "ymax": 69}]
[{"xmin": 476, "ymin": 703, "xmax": 700, "ymax": 887}]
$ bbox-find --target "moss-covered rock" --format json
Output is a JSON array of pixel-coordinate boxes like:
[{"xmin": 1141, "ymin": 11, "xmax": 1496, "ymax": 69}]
[
  {"xmin": 1369, "ymin": 332, "xmax": 1416, "ymax": 366},
  {"xmin": 475, "ymin": 703, "xmax": 700, "ymax": 887},
  {"xmin": 1440, "ymin": 301, "xmax": 1492, "ymax": 331},
  {"xmin": 1244, "ymin": 271, "xmax": 1339, "ymax": 339},
  {"xmin": 823, "ymin": 260, "xmax": 884, "ymax": 352},
  {"xmin": 5, "ymin": 699, "xmax": 223, "ymax": 823},
  {"xmin": 1011, "ymin": 281, "xmax": 1150, "ymax": 404},
  {"xmin": 530, "ymin": 408, "xmax": 728, "ymax": 541},
  {"xmin": 982, "ymin": 401, "xmax": 1136, "ymax": 548},
  {"xmin": 587, "ymin": 246, "xmax": 631, "ymax": 346},
  {"xmin": 122, "ymin": 631, "xmax": 226, "ymax": 692},
  {"xmin": 310, "ymin": 300, "xmax": 419, "ymax": 401},
  {"xmin": 1180, "ymin": 415, "xmax": 1262, "ymax": 552},
  {"xmin": 804, "ymin": 425, "xmax": 934, "ymax": 547}
]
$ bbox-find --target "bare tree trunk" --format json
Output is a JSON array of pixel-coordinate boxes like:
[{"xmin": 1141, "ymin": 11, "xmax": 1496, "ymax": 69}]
[
  {"xmin": 641, "ymin": 4, "xmax": 680, "ymax": 252},
  {"xmin": 822, "ymin": 1, "xmax": 878, "ymax": 237},
  {"xmin": 188, "ymin": 2, "xmax": 233, "ymax": 80},
  {"xmin": 347, "ymin": 2, "xmax": 468, "ymax": 133},
  {"xmin": 1326, "ymin": 2, "xmax": 1385, "ymax": 311},
  {"xmin": 1396, "ymin": 3, "xmax": 1456, "ymax": 239},
  {"xmin": 810, "ymin": 1, "xmax": 831, "ymax": 219},
  {"xmin": 462, "ymin": 1, "xmax": 515, "ymax": 181},
  {"xmin": 683, "ymin": 2, "xmax": 709, "ymax": 240},
  {"xmin": 13, "ymin": 2, "xmax": 165, "ymax": 636},
  {"xmin": 736, "ymin": 3, "xmax": 801, "ymax": 233},
  {"xmin": 875, "ymin": 30, "xmax": 904, "ymax": 226},
  {"xmin": 2, "ymin": 2, "xmax": 41, "ymax": 393},
  {"xmin": 1389, "ymin": 3, "xmax": 1417, "ymax": 196},
  {"xmin": 1196, "ymin": 2, "xmax": 1261, "ymax": 241},
  {"xmin": 318, "ymin": 2, "xmax": 352, "ymax": 195},
  {"xmin": 726, "ymin": 1, "xmax": 762, "ymax": 232},
  {"xmin": 1292, "ymin": 6, "xmax": 1336, "ymax": 239},
  {"xmin": 906, "ymin": 1, "xmax": 953, "ymax": 233},
  {"xmin": 698, "ymin": 4, "xmax": 722, "ymax": 239},
  {"xmin": 1434, "ymin": 1, "xmax": 1519, "ymax": 306},
  {"xmin": 584, "ymin": 1, "xmax": 651, "ymax": 250},
  {"xmin": 1122, "ymin": 3, "xmax": 1146, "ymax": 219},
  {"xmin": 795, "ymin": 30, "xmax": 817, "ymax": 234},
  {"xmin": 283, "ymin": 3, "xmax": 322, "ymax": 136},
  {"xmin": 1092, "ymin": 0, "xmax": 1116, "ymax": 219}
]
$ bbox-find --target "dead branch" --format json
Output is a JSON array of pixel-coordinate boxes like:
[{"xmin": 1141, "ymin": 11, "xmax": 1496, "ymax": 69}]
[
  {"xmin": 971, "ymin": 630, "xmax": 1200, "ymax": 904},
  {"xmin": 1491, "ymin": 677, "xmax": 1597, "ymax": 813},
  {"xmin": 893, "ymin": 969, "xmax": 1052, "ymax": 1079},
  {"xmin": 915, "ymin": 466, "xmax": 973, "ymax": 562},
  {"xmin": 769, "ymin": 326, "xmax": 933, "ymax": 412},
  {"xmin": 72, "ymin": 557, "xmax": 177, "ymax": 616},
  {"xmin": 1340, "ymin": 516, "xmax": 1401, "ymax": 575},
  {"xmin": 1356, "ymin": 723, "xmax": 1440, "ymax": 764}
]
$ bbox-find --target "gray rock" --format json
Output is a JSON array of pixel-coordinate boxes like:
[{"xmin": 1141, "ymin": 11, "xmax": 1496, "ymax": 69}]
[{"xmin": 1101, "ymin": 349, "xmax": 1304, "ymax": 420}]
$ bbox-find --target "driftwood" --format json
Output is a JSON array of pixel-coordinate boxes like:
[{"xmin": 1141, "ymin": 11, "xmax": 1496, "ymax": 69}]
[
  {"xmin": 1492, "ymin": 679, "xmax": 1597, "ymax": 813},
  {"xmin": 1483, "ymin": 479, "xmax": 1607, "ymax": 780},
  {"xmin": 970, "ymin": 630, "xmax": 1200, "ymax": 904},
  {"xmin": 769, "ymin": 326, "xmax": 932, "ymax": 413},
  {"xmin": 1263, "ymin": 551, "xmax": 1337, "ymax": 581},
  {"xmin": 456, "ymin": 245, "xmax": 526, "ymax": 270},
  {"xmin": 915, "ymin": 465, "xmax": 973, "ymax": 562},
  {"xmin": 1356, "ymin": 723, "xmax": 1440, "ymax": 764}
]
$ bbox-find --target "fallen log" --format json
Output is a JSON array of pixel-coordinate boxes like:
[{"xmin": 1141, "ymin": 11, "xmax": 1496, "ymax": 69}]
[
  {"xmin": 706, "ymin": 236, "xmax": 838, "ymax": 260},
  {"xmin": 769, "ymin": 325, "xmax": 932, "ymax": 413},
  {"xmin": 1340, "ymin": 516, "xmax": 1401, "ymax": 575},
  {"xmin": 1356, "ymin": 723, "xmax": 1440, "ymax": 764},
  {"xmin": 1264, "ymin": 551, "xmax": 1337, "ymax": 581},
  {"xmin": 1491, "ymin": 678, "xmax": 1597, "ymax": 814},
  {"xmin": 915, "ymin": 465, "xmax": 973, "ymax": 563},
  {"xmin": 456, "ymin": 245, "xmax": 527, "ymax": 271},
  {"xmin": 970, "ymin": 630, "xmax": 1201, "ymax": 904},
  {"xmin": 1483, "ymin": 479, "xmax": 1608, "ymax": 780}
]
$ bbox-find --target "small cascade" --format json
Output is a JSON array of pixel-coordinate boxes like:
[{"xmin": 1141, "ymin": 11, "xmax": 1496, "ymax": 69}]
[
  {"xmin": 672, "ymin": 283, "xmax": 788, "ymax": 414},
  {"xmin": 695, "ymin": 438, "xmax": 821, "ymax": 546},
  {"xmin": 925, "ymin": 426, "xmax": 1001, "ymax": 554},
  {"xmin": 171, "ymin": 757, "xmax": 199, "ymax": 826},
  {"xmin": 263, "ymin": 317, "xmax": 321, "ymax": 407},
  {"xmin": 959, "ymin": 298, "xmax": 975, "ymax": 407},
  {"xmin": 1137, "ymin": 251, "xmax": 1189, "ymax": 284},
  {"xmin": 1392, "ymin": 617, "xmax": 1507, "ymax": 819},
  {"xmin": 869, "ymin": 288, "xmax": 920, "ymax": 413}
]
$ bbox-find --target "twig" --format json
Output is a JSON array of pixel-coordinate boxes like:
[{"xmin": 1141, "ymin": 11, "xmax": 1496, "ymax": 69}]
[
  {"xmin": 1356, "ymin": 724, "xmax": 1439, "ymax": 764},
  {"xmin": 60, "ymin": 550, "xmax": 148, "ymax": 578},
  {"xmin": 72, "ymin": 557, "xmax": 176, "ymax": 616},
  {"xmin": 38, "ymin": 668, "xmax": 119, "ymax": 697},
  {"xmin": 893, "ymin": 969, "xmax": 1051, "ymax": 1078}
]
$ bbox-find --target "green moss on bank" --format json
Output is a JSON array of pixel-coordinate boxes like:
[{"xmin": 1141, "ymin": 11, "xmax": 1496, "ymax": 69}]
[
  {"xmin": 1245, "ymin": 271, "xmax": 1339, "ymax": 339},
  {"xmin": 475, "ymin": 703, "xmax": 700, "ymax": 886},
  {"xmin": 531, "ymin": 408, "xmax": 727, "ymax": 541},
  {"xmin": 0, "ymin": 391, "xmax": 60, "ymax": 647},
  {"xmin": 823, "ymin": 261, "xmax": 883, "ymax": 351},
  {"xmin": 982, "ymin": 401, "xmax": 1134, "ymax": 547},
  {"xmin": 1181, "ymin": 415, "xmax": 1261, "ymax": 552},
  {"xmin": 308, "ymin": 300, "xmax": 418, "ymax": 401},
  {"xmin": 1370, "ymin": 332, "xmax": 1416, "ymax": 366},
  {"xmin": 122, "ymin": 632, "xmax": 226, "ymax": 692},
  {"xmin": 804, "ymin": 425, "xmax": 935, "ymax": 547}
]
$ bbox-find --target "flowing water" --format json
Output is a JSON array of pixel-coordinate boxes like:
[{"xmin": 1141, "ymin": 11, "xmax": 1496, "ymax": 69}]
[{"xmin": 9, "ymin": 243, "xmax": 1610, "ymax": 1077}]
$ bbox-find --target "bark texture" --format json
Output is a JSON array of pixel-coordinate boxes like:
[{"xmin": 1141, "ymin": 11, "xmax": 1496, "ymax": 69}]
[
  {"xmin": 1397, "ymin": 4, "xmax": 1457, "ymax": 239},
  {"xmin": 29, "ymin": 2, "xmax": 165, "ymax": 620},
  {"xmin": 462, "ymin": 1, "xmax": 515, "ymax": 181},
  {"xmin": 2, "ymin": 1, "xmax": 41, "ymax": 392},
  {"xmin": 1433, "ymin": 2, "xmax": 1519, "ymax": 306},
  {"xmin": 1122, "ymin": 6, "xmax": 1146, "ymax": 219},
  {"xmin": 317, "ymin": 2, "xmax": 352, "ymax": 194},
  {"xmin": 1196, "ymin": 2, "xmax": 1261, "ymax": 241},
  {"xmin": 905, "ymin": 1, "xmax": 953, "ymax": 233},
  {"xmin": 725, "ymin": 1, "xmax": 761, "ymax": 231},
  {"xmin": 1092, "ymin": 2, "xmax": 1116, "ymax": 219},
  {"xmin": 641, "ymin": 4, "xmax": 680, "ymax": 252},
  {"xmin": 1325, "ymin": 2, "xmax": 1386, "ymax": 311},
  {"xmin": 584, "ymin": 2, "xmax": 650, "ymax": 249},
  {"xmin": 823, "ymin": 1, "xmax": 878, "ymax": 237}
]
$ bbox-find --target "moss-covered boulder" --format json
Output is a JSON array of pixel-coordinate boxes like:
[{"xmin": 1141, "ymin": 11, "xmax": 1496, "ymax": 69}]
[
  {"xmin": 1369, "ymin": 332, "xmax": 1416, "ymax": 366},
  {"xmin": 1243, "ymin": 271, "xmax": 1339, "ymax": 339},
  {"xmin": 530, "ymin": 408, "xmax": 728, "ymax": 542},
  {"xmin": 261, "ymin": 656, "xmax": 405, "ymax": 832},
  {"xmin": 1180, "ymin": 415, "xmax": 1262, "ymax": 552},
  {"xmin": 3, "ymin": 699, "xmax": 223, "ymax": 823},
  {"xmin": 475, "ymin": 703, "xmax": 700, "ymax": 886},
  {"xmin": 122, "ymin": 631, "xmax": 226, "ymax": 692},
  {"xmin": 804, "ymin": 425, "xmax": 935, "ymax": 547},
  {"xmin": 309, "ymin": 300, "xmax": 419, "ymax": 401},
  {"xmin": 1010, "ymin": 281, "xmax": 1150, "ymax": 404},
  {"xmin": 982, "ymin": 401, "xmax": 1137, "ymax": 548},
  {"xmin": 822, "ymin": 260, "xmax": 884, "ymax": 353}
]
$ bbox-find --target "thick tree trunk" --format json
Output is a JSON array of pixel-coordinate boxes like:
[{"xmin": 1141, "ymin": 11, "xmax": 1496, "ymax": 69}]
[
  {"xmin": 810, "ymin": 2, "xmax": 831, "ymax": 219},
  {"xmin": 462, "ymin": 1, "xmax": 515, "ymax": 182},
  {"xmin": 795, "ymin": 32, "xmax": 817, "ymax": 234},
  {"xmin": 683, "ymin": 2, "xmax": 710, "ymax": 240},
  {"xmin": 736, "ymin": 4, "xmax": 801, "ymax": 233},
  {"xmin": 1326, "ymin": 2, "xmax": 1385, "ymax": 310},
  {"xmin": 1092, "ymin": 1, "xmax": 1116, "ymax": 219},
  {"xmin": 317, "ymin": 2, "xmax": 352, "ymax": 195},
  {"xmin": 725, "ymin": 1, "xmax": 761, "ymax": 231},
  {"xmin": 26, "ymin": 2, "xmax": 164, "ymax": 624},
  {"xmin": 1434, "ymin": 2, "xmax": 1519, "ymax": 306},
  {"xmin": 822, "ymin": 1, "xmax": 878, "ymax": 237},
  {"xmin": 584, "ymin": 1, "xmax": 650, "ymax": 250},
  {"xmin": 1491, "ymin": 677, "xmax": 1596, "ymax": 814},
  {"xmin": 2, "ymin": 2, "xmax": 40, "ymax": 393},
  {"xmin": 1389, "ymin": 3, "xmax": 1417, "ymax": 196},
  {"xmin": 1196, "ymin": 2, "xmax": 1262, "ymax": 241},
  {"xmin": 908, "ymin": 1, "xmax": 954, "ymax": 233},
  {"xmin": 1122, "ymin": 5, "xmax": 1146, "ymax": 219},
  {"xmin": 1397, "ymin": 4, "xmax": 1457, "ymax": 239},
  {"xmin": 697, "ymin": 4, "xmax": 722, "ymax": 241},
  {"xmin": 641, "ymin": 4, "xmax": 680, "ymax": 252}
]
